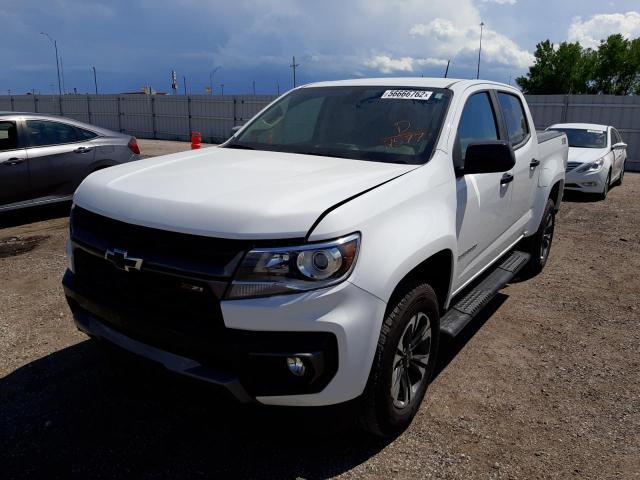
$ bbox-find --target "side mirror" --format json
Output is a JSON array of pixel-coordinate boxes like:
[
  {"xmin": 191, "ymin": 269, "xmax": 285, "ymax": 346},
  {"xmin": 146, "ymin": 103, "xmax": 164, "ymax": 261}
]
[
  {"xmin": 612, "ymin": 142, "xmax": 627, "ymax": 150},
  {"xmin": 462, "ymin": 141, "xmax": 516, "ymax": 174},
  {"xmin": 231, "ymin": 125, "xmax": 242, "ymax": 135}
]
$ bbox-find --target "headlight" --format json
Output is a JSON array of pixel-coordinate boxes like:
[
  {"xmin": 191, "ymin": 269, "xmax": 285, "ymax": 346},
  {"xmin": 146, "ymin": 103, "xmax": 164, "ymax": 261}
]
[
  {"xmin": 576, "ymin": 157, "xmax": 605, "ymax": 173},
  {"xmin": 227, "ymin": 233, "xmax": 360, "ymax": 299}
]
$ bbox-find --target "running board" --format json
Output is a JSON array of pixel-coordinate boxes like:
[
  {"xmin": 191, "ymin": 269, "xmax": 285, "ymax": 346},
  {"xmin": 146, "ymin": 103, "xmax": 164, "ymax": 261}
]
[{"xmin": 440, "ymin": 250, "xmax": 530, "ymax": 337}]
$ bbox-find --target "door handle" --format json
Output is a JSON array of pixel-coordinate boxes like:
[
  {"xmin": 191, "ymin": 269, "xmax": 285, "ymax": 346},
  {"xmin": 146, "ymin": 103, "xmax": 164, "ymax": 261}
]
[
  {"xmin": 530, "ymin": 158, "xmax": 541, "ymax": 168},
  {"xmin": 501, "ymin": 173, "xmax": 514, "ymax": 185},
  {"xmin": 2, "ymin": 157, "xmax": 25, "ymax": 166},
  {"xmin": 74, "ymin": 146, "xmax": 93, "ymax": 153}
]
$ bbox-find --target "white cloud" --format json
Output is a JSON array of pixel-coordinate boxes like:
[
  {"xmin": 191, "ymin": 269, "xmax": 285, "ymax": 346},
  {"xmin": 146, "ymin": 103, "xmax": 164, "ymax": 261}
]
[
  {"xmin": 568, "ymin": 11, "xmax": 640, "ymax": 48},
  {"xmin": 410, "ymin": 18, "xmax": 534, "ymax": 69},
  {"xmin": 364, "ymin": 55, "xmax": 447, "ymax": 74},
  {"xmin": 481, "ymin": 0, "xmax": 516, "ymax": 4}
]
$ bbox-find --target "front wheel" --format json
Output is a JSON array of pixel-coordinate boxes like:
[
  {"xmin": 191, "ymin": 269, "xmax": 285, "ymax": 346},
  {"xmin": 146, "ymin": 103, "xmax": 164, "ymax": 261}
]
[
  {"xmin": 520, "ymin": 198, "xmax": 555, "ymax": 278},
  {"xmin": 614, "ymin": 163, "xmax": 625, "ymax": 186},
  {"xmin": 598, "ymin": 170, "xmax": 611, "ymax": 200},
  {"xmin": 359, "ymin": 283, "xmax": 439, "ymax": 437}
]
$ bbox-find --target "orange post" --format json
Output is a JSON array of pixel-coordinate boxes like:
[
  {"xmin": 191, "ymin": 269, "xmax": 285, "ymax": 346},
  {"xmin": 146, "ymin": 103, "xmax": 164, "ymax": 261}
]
[{"xmin": 191, "ymin": 131, "xmax": 202, "ymax": 149}]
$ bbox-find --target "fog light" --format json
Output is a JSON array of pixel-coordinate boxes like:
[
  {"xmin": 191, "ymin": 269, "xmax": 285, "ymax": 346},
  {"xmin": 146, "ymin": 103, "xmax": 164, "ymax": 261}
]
[
  {"xmin": 581, "ymin": 181, "xmax": 598, "ymax": 187},
  {"xmin": 286, "ymin": 357, "xmax": 306, "ymax": 376}
]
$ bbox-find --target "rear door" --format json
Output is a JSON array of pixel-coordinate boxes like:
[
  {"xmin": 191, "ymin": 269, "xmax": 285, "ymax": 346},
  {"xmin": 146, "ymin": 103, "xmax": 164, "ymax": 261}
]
[
  {"xmin": 0, "ymin": 119, "xmax": 30, "ymax": 207},
  {"xmin": 611, "ymin": 128, "xmax": 626, "ymax": 178},
  {"xmin": 453, "ymin": 90, "xmax": 515, "ymax": 289},
  {"xmin": 495, "ymin": 91, "xmax": 537, "ymax": 230},
  {"xmin": 24, "ymin": 119, "xmax": 96, "ymax": 198}
]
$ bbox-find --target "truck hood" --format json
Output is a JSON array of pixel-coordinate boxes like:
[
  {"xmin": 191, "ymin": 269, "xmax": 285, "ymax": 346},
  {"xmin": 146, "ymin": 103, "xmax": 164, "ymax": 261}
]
[
  {"xmin": 567, "ymin": 147, "xmax": 609, "ymax": 164},
  {"xmin": 74, "ymin": 147, "xmax": 416, "ymax": 239}
]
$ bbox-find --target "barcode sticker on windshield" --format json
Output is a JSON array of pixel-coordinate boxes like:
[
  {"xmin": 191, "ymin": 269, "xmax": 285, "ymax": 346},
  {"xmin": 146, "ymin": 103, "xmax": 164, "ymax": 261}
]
[
  {"xmin": 381, "ymin": 90, "xmax": 433, "ymax": 101},
  {"xmin": 587, "ymin": 129, "xmax": 604, "ymax": 134}
]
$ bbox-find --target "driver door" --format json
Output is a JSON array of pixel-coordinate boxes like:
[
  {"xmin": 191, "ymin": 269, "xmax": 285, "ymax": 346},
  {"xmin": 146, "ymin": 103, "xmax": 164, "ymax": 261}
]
[
  {"xmin": 453, "ymin": 90, "xmax": 514, "ymax": 291},
  {"xmin": 0, "ymin": 119, "xmax": 30, "ymax": 207}
]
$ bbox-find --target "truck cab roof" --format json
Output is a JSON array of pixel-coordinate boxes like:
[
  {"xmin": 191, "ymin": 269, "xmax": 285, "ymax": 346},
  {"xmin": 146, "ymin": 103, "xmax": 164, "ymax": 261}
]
[{"xmin": 302, "ymin": 77, "xmax": 522, "ymax": 95}]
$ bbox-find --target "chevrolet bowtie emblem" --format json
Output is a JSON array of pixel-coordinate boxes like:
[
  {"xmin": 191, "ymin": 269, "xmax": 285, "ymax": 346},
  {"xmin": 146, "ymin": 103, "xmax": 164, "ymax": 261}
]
[{"xmin": 105, "ymin": 248, "xmax": 143, "ymax": 272}]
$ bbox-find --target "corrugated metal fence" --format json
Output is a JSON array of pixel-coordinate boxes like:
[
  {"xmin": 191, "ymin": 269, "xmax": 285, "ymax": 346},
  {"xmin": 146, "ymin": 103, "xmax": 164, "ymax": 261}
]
[
  {"xmin": 525, "ymin": 94, "xmax": 640, "ymax": 171},
  {"xmin": 1, "ymin": 93, "xmax": 638, "ymax": 170},
  {"xmin": 0, "ymin": 94, "xmax": 277, "ymax": 144}
]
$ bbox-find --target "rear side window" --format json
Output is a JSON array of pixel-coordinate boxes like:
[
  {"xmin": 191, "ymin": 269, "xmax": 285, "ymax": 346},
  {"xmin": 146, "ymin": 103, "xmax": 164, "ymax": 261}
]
[
  {"xmin": 498, "ymin": 92, "xmax": 530, "ymax": 146},
  {"xmin": 26, "ymin": 120, "xmax": 79, "ymax": 147},
  {"xmin": 456, "ymin": 92, "xmax": 499, "ymax": 164},
  {"xmin": 76, "ymin": 127, "xmax": 98, "ymax": 140},
  {"xmin": 0, "ymin": 121, "xmax": 18, "ymax": 151}
]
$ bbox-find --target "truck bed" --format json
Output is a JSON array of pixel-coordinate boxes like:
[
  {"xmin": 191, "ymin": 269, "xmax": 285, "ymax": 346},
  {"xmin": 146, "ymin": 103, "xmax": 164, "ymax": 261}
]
[{"xmin": 537, "ymin": 130, "xmax": 564, "ymax": 144}]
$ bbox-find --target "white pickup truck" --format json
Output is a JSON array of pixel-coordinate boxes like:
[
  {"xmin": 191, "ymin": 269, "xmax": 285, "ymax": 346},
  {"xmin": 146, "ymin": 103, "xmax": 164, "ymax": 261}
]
[{"xmin": 63, "ymin": 78, "xmax": 567, "ymax": 436}]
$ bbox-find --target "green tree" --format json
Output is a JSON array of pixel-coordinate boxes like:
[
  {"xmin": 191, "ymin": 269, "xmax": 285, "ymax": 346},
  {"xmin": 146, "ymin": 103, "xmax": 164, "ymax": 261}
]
[
  {"xmin": 516, "ymin": 40, "xmax": 593, "ymax": 94},
  {"xmin": 593, "ymin": 34, "xmax": 632, "ymax": 94}
]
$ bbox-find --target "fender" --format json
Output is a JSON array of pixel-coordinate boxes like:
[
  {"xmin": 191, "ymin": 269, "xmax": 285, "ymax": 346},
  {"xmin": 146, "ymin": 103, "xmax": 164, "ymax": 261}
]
[{"xmin": 308, "ymin": 151, "xmax": 458, "ymax": 304}]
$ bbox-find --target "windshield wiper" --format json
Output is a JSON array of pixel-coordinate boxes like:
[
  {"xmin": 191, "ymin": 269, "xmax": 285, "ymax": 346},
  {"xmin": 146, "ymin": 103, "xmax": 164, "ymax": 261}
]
[{"xmin": 225, "ymin": 143, "xmax": 254, "ymax": 150}]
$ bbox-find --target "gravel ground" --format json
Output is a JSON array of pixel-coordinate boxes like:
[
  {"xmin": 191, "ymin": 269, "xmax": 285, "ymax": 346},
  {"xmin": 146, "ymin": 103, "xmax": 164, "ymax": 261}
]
[{"xmin": 1, "ymin": 140, "xmax": 639, "ymax": 479}]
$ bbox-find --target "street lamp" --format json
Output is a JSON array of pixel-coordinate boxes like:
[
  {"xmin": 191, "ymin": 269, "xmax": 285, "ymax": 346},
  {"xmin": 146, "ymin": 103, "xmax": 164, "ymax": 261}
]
[
  {"xmin": 210, "ymin": 66, "xmax": 221, "ymax": 96},
  {"xmin": 476, "ymin": 22, "xmax": 484, "ymax": 80},
  {"xmin": 40, "ymin": 32, "xmax": 62, "ymax": 95}
]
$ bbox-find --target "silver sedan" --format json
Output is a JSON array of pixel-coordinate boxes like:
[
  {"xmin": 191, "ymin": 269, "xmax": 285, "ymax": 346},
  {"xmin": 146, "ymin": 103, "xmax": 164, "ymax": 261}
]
[{"xmin": 0, "ymin": 112, "xmax": 141, "ymax": 211}]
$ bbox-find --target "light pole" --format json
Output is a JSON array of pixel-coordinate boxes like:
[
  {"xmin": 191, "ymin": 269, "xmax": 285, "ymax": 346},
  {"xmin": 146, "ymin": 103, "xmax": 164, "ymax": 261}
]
[
  {"xmin": 476, "ymin": 22, "xmax": 484, "ymax": 80},
  {"xmin": 91, "ymin": 66, "xmax": 98, "ymax": 94},
  {"xmin": 41, "ymin": 32, "xmax": 62, "ymax": 95},
  {"xmin": 220, "ymin": 84, "xmax": 224, "ymax": 96},
  {"xmin": 183, "ymin": 75, "xmax": 187, "ymax": 95},
  {"xmin": 210, "ymin": 66, "xmax": 221, "ymax": 96}
]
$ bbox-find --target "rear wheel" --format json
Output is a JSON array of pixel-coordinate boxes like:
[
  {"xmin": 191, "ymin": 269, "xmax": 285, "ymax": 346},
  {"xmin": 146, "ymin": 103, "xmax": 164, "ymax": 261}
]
[
  {"xmin": 614, "ymin": 163, "xmax": 625, "ymax": 186},
  {"xmin": 359, "ymin": 283, "xmax": 439, "ymax": 437},
  {"xmin": 521, "ymin": 198, "xmax": 555, "ymax": 277}
]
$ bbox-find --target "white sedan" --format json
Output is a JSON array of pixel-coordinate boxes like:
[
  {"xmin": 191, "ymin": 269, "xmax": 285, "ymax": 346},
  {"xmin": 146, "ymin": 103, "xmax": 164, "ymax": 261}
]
[{"xmin": 547, "ymin": 123, "xmax": 627, "ymax": 199}]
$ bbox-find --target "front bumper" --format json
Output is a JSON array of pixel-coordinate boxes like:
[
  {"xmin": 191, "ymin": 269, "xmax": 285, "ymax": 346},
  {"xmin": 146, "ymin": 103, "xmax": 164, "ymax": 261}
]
[
  {"xmin": 63, "ymin": 270, "xmax": 386, "ymax": 406},
  {"xmin": 564, "ymin": 167, "xmax": 608, "ymax": 193}
]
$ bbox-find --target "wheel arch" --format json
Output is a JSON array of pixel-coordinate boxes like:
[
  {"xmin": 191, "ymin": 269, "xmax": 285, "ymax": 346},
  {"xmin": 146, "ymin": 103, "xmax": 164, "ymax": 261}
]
[
  {"xmin": 549, "ymin": 179, "xmax": 564, "ymax": 211},
  {"xmin": 387, "ymin": 249, "xmax": 453, "ymax": 314}
]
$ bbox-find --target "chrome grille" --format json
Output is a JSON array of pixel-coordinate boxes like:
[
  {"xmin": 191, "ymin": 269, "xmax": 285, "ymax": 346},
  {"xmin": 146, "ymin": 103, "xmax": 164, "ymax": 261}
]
[{"xmin": 566, "ymin": 161, "xmax": 582, "ymax": 172}]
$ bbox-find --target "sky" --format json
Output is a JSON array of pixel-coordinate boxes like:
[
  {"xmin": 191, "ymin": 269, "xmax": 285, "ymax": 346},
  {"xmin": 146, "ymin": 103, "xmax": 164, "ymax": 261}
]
[{"xmin": 1, "ymin": 0, "xmax": 640, "ymax": 95}]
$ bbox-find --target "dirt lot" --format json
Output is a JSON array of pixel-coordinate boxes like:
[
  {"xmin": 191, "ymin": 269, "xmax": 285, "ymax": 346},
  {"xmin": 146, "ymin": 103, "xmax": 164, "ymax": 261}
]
[{"xmin": 1, "ymin": 141, "xmax": 639, "ymax": 479}]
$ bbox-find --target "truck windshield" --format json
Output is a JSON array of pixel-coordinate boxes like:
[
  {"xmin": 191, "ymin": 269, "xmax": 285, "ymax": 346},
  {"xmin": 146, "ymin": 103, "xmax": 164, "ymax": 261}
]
[
  {"xmin": 226, "ymin": 86, "xmax": 452, "ymax": 165},
  {"xmin": 550, "ymin": 128, "xmax": 607, "ymax": 148}
]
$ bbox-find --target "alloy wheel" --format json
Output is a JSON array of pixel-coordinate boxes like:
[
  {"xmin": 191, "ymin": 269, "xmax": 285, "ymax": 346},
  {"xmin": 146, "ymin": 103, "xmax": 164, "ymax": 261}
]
[
  {"xmin": 540, "ymin": 211, "xmax": 555, "ymax": 263},
  {"xmin": 391, "ymin": 312, "xmax": 432, "ymax": 409}
]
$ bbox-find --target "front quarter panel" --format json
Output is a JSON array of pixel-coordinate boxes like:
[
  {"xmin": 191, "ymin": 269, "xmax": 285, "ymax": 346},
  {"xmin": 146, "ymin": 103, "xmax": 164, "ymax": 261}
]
[{"xmin": 309, "ymin": 151, "xmax": 458, "ymax": 305}]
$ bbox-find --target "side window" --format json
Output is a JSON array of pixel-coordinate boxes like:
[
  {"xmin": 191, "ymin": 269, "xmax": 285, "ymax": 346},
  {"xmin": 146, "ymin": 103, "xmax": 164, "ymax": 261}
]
[
  {"xmin": 0, "ymin": 121, "xmax": 18, "ymax": 151},
  {"xmin": 611, "ymin": 129, "xmax": 622, "ymax": 145},
  {"xmin": 76, "ymin": 127, "xmax": 98, "ymax": 141},
  {"xmin": 497, "ymin": 92, "xmax": 530, "ymax": 146},
  {"xmin": 456, "ymin": 92, "xmax": 499, "ymax": 165},
  {"xmin": 26, "ymin": 120, "xmax": 79, "ymax": 147}
]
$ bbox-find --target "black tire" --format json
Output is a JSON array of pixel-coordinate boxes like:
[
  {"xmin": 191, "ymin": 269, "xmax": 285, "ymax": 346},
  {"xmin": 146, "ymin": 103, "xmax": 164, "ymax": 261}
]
[
  {"xmin": 598, "ymin": 170, "xmax": 611, "ymax": 200},
  {"xmin": 614, "ymin": 163, "xmax": 625, "ymax": 186},
  {"xmin": 520, "ymin": 198, "xmax": 555, "ymax": 277},
  {"xmin": 359, "ymin": 282, "xmax": 440, "ymax": 437}
]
